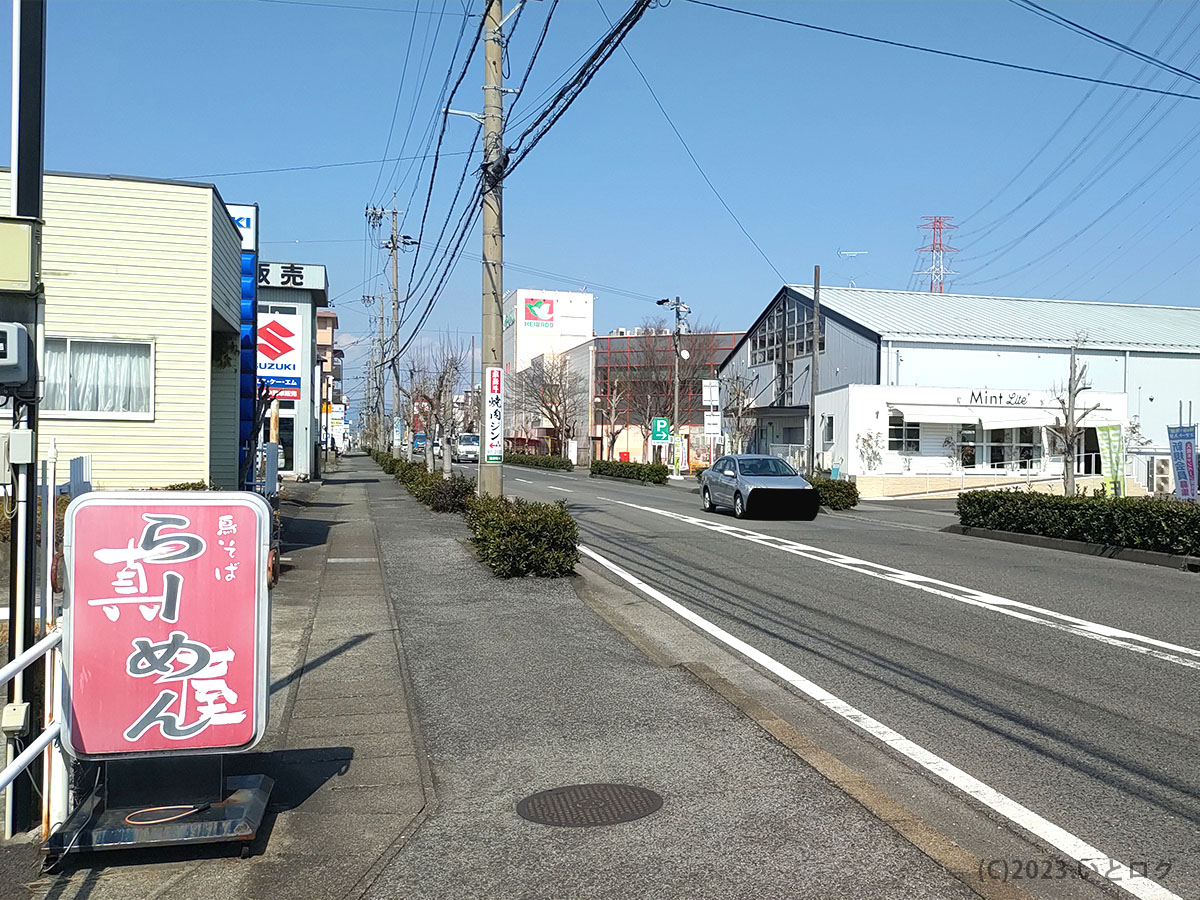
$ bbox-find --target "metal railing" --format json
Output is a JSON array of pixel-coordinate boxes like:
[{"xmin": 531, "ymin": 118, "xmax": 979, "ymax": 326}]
[{"xmin": 2, "ymin": 441, "xmax": 70, "ymax": 840}]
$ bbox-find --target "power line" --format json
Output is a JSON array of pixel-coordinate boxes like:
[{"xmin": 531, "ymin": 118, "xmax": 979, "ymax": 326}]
[
  {"xmin": 178, "ymin": 150, "xmax": 470, "ymax": 179},
  {"xmin": 596, "ymin": 0, "xmax": 784, "ymax": 283},
  {"xmin": 1008, "ymin": 0, "xmax": 1200, "ymax": 87},
  {"xmin": 368, "ymin": 0, "xmax": 428, "ymax": 201},
  {"xmin": 681, "ymin": 0, "xmax": 1200, "ymax": 101},
  {"xmin": 246, "ymin": 0, "xmax": 468, "ymax": 15}
]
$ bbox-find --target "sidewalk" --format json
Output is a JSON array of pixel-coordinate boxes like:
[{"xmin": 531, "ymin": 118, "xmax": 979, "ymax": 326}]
[
  {"xmin": 5, "ymin": 455, "xmax": 978, "ymax": 899},
  {"xmin": 11, "ymin": 466, "xmax": 428, "ymax": 900},
  {"xmin": 360, "ymin": 455, "xmax": 972, "ymax": 900}
]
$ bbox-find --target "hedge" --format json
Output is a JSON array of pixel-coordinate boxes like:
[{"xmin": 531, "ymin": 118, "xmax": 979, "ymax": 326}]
[
  {"xmin": 590, "ymin": 459, "xmax": 669, "ymax": 484},
  {"xmin": 464, "ymin": 495, "xmax": 579, "ymax": 578},
  {"xmin": 504, "ymin": 451, "xmax": 573, "ymax": 471},
  {"xmin": 956, "ymin": 490, "xmax": 1200, "ymax": 556},
  {"xmin": 384, "ymin": 451, "xmax": 579, "ymax": 576},
  {"xmin": 810, "ymin": 477, "xmax": 860, "ymax": 510}
]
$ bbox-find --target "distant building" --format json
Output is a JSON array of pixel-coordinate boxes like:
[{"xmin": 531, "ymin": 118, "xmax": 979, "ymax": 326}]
[
  {"xmin": 256, "ymin": 261, "xmax": 329, "ymax": 478},
  {"xmin": 0, "ymin": 170, "xmax": 243, "ymax": 489},
  {"xmin": 502, "ymin": 289, "xmax": 594, "ymax": 374},
  {"xmin": 721, "ymin": 286, "xmax": 1200, "ymax": 497}
]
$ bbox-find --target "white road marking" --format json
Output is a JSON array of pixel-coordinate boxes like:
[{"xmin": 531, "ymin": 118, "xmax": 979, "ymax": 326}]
[
  {"xmin": 601, "ymin": 497, "xmax": 1200, "ymax": 671},
  {"xmin": 327, "ymin": 557, "xmax": 378, "ymax": 563},
  {"xmin": 579, "ymin": 544, "xmax": 1181, "ymax": 900},
  {"xmin": 546, "ymin": 485, "xmax": 574, "ymax": 493},
  {"xmin": 515, "ymin": 478, "xmax": 533, "ymax": 484}
]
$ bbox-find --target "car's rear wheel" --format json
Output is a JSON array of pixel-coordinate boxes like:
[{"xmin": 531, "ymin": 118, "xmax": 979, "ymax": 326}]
[
  {"xmin": 733, "ymin": 492, "xmax": 746, "ymax": 518},
  {"xmin": 701, "ymin": 487, "xmax": 713, "ymax": 512}
]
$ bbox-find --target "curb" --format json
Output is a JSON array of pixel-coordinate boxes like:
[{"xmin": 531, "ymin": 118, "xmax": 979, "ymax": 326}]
[{"xmin": 944, "ymin": 524, "xmax": 1200, "ymax": 573}]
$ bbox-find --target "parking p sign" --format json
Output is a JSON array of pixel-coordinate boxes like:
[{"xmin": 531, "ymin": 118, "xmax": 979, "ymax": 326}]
[{"xmin": 651, "ymin": 417, "xmax": 670, "ymax": 444}]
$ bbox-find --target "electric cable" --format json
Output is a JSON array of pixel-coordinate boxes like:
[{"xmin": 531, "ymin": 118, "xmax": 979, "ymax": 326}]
[
  {"xmin": 596, "ymin": 0, "xmax": 784, "ymax": 283},
  {"xmin": 368, "ymin": 0, "xmax": 427, "ymax": 202},
  {"xmin": 124, "ymin": 803, "xmax": 212, "ymax": 827},
  {"xmin": 681, "ymin": 0, "xmax": 1200, "ymax": 101},
  {"xmin": 1007, "ymin": 0, "xmax": 1200, "ymax": 87}
]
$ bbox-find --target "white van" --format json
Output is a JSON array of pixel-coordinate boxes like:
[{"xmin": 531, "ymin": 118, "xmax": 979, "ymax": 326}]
[{"xmin": 452, "ymin": 433, "xmax": 480, "ymax": 463}]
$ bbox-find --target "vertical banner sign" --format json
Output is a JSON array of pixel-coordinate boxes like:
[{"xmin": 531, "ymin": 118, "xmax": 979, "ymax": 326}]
[
  {"xmin": 227, "ymin": 204, "xmax": 260, "ymax": 481},
  {"xmin": 62, "ymin": 493, "xmax": 272, "ymax": 758},
  {"xmin": 1095, "ymin": 424, "xmax": 1124, "ymax": 497},
  {"xmin": 1167, "ymin": 425, "xmax": 1198, "ymax": 501},
  {"xmin": 484, "ymin": 366, "xmax": 503, "ymax": 463}
]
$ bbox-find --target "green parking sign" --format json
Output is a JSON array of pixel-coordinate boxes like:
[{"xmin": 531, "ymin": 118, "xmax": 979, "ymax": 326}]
[{"xmin": 651, "ymin": 417, "xmax": 670, "ymax": 444}]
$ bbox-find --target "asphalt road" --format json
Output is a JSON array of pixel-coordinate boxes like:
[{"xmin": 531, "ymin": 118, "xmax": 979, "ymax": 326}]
[{"xmin": 460, "ymin": 462, "xmax": 1200, "ymax": 900}]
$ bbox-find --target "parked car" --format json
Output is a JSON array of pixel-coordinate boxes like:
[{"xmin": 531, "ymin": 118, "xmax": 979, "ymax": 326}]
[
  {"xmin": 433, "ymin": 439, "xmax": 443, "ymax": 459},
  {"xmin": 413, "ymin": 431, "xmax": 427, "ymax": 453},
  {"xmin": 700, "ymin": 454, "xmax": 819, "ymax": 520},
  {"xmin": 453, "ymin": 433, "xmax": 480, "ymax": 463}
]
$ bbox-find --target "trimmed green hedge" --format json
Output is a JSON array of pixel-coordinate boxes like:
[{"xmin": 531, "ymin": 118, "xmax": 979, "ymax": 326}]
[
  {"xmin": 590, "ymin": 459, "xmax": 669, "ymax": 484},
  {"xmin": 464, "ymin": 495, "xmax": 580, "ymax": 578},
  {"xmin": 811, "ymin": 477, "xmax": 860, "ymax": 510},
  {"xmin": 504, "ymin": 451, "xmax": 573, "ymax": 471},
  {"xmin": 693, "ymin": 466, "xmax": 708, "ymax": 482},
  {"xmin": 956, "ymin": 490, "xmax": 1200, "ymax": 556}
]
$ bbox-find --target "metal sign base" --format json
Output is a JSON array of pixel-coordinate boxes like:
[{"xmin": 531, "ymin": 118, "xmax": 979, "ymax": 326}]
[{"xmin": 42, "ymin": 758, "xmax": 273, "ymax": 860}]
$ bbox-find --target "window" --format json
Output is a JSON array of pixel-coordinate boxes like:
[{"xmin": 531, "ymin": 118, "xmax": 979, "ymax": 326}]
[
  {"xmin": 888, "ymin": 414, "xmax": 920, "ymax": 452},
  {"xmin": 822, "ymin": 416, "xmax": 834, "ymax": 446},
  {"xmin": 44, "ymin": 338, "xmax": 153, "ymax": 417},
  {"xmin": 957, "ymin": 424, "xmax": 977, "ymax": 468},
  {"xmin": 984, "ymin": 427, "xmax": 1043, "ymax": 469},
  {"xmin": 739, "ymin": 457, "xmax": 797, "ymax": 477}
]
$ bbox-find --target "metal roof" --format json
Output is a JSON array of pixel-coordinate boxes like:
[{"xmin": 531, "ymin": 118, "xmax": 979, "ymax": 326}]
[{"xmin": 786, "ymin": 286, "xmax": 1200, "ymax": 352}]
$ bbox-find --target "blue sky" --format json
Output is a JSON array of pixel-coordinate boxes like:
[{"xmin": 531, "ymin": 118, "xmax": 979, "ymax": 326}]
[{"xmin": 4, "ymin": 0, "xmax": 1199, "ymax": 413}]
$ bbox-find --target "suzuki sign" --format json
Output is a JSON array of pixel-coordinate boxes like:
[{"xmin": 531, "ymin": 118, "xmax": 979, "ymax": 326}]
[{"xmin": 257, "ymin": 312, "xmax": 303, "ymax": 400}]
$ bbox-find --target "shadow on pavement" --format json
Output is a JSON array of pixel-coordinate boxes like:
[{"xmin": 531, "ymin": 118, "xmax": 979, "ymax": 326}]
[{"xmin": 270, "ymin": 633, "xmax": 373, "ymax": 696}]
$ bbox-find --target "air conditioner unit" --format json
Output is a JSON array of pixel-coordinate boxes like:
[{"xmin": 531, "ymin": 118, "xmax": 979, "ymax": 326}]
[{"xmin": 1153, "ymin": 456, "xmax": 1173, "ymax": 494}]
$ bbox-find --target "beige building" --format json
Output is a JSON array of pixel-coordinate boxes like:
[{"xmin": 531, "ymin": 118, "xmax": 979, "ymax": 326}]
[{"xmin": 0, "ymin": 170, "xmax": 243, "ymax": 489}]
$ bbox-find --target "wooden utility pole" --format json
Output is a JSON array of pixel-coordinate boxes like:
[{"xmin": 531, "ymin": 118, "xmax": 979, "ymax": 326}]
[
  {"xmin": 808, "ymin": 266, "xmax": 820, "ymax": 477},
  {"xmin": 376, "ymin": 291, "xmax": 385, "ymax": 450},
  {"xmin": 389, "ymin": 197, "xmax": 401, "ymax": 456},
  {"xmin": 479, "ymin": 0, "xmax": 505, "ymax": 496}
]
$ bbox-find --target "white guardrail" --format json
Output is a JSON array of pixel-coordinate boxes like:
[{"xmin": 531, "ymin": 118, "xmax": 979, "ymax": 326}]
[{"xmin": 2, "ymin": 441, "xmax": 70, "ymax": 841}]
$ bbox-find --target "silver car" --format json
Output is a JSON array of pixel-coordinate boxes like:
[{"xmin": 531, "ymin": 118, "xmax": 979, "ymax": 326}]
[{"xmin": 700, "ymin": 454, "xmax": 820, "ymax": 520}]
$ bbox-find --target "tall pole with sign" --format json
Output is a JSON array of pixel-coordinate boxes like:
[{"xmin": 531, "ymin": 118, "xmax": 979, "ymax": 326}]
[
  {"xmin": 3, "ymin": 0, "xmax": 46, "ymax": 837},
  {"xmin": 389, "ymin": 197, "xmax": 401, "ymax": 457},
  {"xmin": 479, "ymin": 0, "xmax": 506, "ymax": 496},
  {"xmin": 808, "ymin": 266, "xmax": 820, "ymax": 478}
]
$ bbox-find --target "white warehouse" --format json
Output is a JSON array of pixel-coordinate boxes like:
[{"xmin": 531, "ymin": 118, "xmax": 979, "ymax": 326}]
[{"xmin": 719, "ymin": 286, "xmax": 1200, "ymax": 499}]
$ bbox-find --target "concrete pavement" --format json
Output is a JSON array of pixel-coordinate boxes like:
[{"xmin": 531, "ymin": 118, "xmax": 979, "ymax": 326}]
[
  {"xmin": 498, "ymin": 462, "xmax": 1200, "ymax": 900},
  {"xmin": 10, "ymin": 464, "xmax": 429, "ymax": 900}
]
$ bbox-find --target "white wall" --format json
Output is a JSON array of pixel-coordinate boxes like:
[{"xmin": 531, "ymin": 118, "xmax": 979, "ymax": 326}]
[
  {"xmin": 502, "ymin": 289, "xmax": 594, "ymax": 374},
  {"xmin": 882, "ymin": 340, "xmax": 1196, "ymax": 452},
  {"xmin": 822, "ymin": 383, "xmax": 1127, "ymax": 476}
]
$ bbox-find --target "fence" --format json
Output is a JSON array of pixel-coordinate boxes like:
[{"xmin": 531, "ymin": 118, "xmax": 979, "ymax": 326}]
[{"xmin": 2, "ymin": 441, "xmax": 71, "ymax": 840}]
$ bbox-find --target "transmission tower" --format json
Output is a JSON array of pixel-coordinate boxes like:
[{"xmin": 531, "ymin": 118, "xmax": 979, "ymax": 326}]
[{"xmin": 914, "ymin": 216, "xmax": 959, "ymax": 293}]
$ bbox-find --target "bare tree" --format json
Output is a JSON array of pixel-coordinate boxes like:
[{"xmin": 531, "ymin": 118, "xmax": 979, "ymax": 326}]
[
  {"xmin": 721, "ymin": 370, "xmax": 759, "ymax": 454},
  {"xmin": 1046, "ymin": 342, "xmax": 1100, "ymax": 496},
  {"xmin": 417, "ymin": 338, "xmax": 468, "ymax": 475},
  {"xmin": 512, "ymin": 351, "xmax": 587, "ymax": 457},
  {"xmin": 600, "ymin": 375, "xmax": 627, "ymax": 460}
]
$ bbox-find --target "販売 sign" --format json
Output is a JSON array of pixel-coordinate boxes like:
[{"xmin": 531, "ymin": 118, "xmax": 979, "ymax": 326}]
[{"xmin": 62, "ymin": 492, "xmax": 272, "ymax": 759}]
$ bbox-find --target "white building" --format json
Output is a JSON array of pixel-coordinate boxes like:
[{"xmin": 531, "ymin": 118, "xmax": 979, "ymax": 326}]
[
  {"xmin": 502, "ymin": 289, "xmax": 594, "ymax": 375},
  {"xmin": 720, "ymin": 286, "xmax": 1200, "ymax": 498}
]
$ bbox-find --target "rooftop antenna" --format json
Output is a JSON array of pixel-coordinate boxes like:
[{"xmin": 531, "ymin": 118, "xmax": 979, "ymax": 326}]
[{"xmin": 836, "ymin": 249, "xmax": 869, "ymax": 287}]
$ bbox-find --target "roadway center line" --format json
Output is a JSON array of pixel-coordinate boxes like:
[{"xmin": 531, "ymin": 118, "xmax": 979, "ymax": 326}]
[
  {"xmin": 514, "ymin": 478, "xmax": 533, "ymax": 484},
  {"xmin": 579, "ymin": 543, "xmax": 1181, "ymax": 900},
  {"xmin": 545, "ymin": 485, "xmax": 574, "ymax": 493},
  {"xmin": 599, "ymin": 497, "xmax": 1200, "ymax": 671}
]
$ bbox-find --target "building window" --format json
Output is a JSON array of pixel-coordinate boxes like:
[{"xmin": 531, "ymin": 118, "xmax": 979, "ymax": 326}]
[
  {"xmin": 44, "ymin": 338, "xmax": 153, "ymax": 418},
  {"xmin": 984, "ymin": 426, "xmax": 1043, "ymax": 469},
  {"xmin": 888, "ymin": 413, "xmax": 919, "ymax": 452},
  {"xmin": 822, "ymin": 416, "xmax": 834, "ymax": 447},
  {"xmin": 957, "ymin": 423, "xmax": 977, "ymax": 468}
]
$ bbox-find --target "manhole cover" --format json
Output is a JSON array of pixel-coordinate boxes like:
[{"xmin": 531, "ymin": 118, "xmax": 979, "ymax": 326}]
[{"xmin": 516, "ymin": 783, "xmax": 663, "ymax": 827}]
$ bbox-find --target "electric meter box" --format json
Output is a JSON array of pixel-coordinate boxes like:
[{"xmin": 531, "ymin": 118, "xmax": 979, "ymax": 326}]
[
  {"xmin": 0, "ymin": 217, "xmax": 41, "ymax": 293},
  {"xmin": 0, "ymin": 323, "xmax": 30, "ymax": 386}
]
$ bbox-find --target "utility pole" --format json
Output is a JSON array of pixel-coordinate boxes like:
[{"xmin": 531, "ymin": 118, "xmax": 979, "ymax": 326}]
[
  {"xmin": 479, "ymin": 0, "xmax": 506, "ymax": 497},
  {"xmin": 808, "ymin": 266, "xmax": 820, "ymax": 478},
  {"xmin": 388, "ymin": 197, "xmax": 401, "ymax": 456},
  {"xmin": 4, "ymin": 0, "xmax": 46, "ymax": 838},
  {"xmin": 657, "ymin": 295, "xmax": 691, "ymax": 477},
  {"xmin": 376, "ymin": 291, "xmax": 385, "ymax": 450}
]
